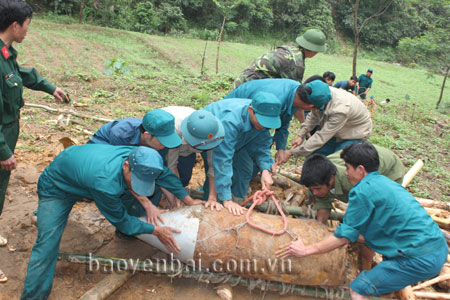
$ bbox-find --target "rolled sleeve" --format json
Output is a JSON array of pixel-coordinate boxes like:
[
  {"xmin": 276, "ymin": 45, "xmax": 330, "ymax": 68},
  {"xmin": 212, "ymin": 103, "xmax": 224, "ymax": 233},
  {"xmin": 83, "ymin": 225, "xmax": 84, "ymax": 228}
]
[
  {"xmin": 334, "ymin": 223, "xmax": 360, "ymax": 242},
  {"xmin": 334, "ymin": 187, "xmax": 375, "ymax": 243}
]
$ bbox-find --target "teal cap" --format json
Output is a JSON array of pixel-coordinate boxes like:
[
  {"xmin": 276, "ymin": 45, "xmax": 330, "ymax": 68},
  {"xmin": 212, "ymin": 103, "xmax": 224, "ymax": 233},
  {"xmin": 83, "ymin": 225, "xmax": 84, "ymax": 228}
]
[
  {"xmin": 251, "ymin": 92, "xmax": 282, "ymax": 129},
  {"xmin": 142, "ymin": 109, "xmax": 182, "ymax": 148},
  {"xmin": 367, "ymin": 68, "xmax": 373, "ymax": 73},
  {"xmin": 305, "ymin": 80, "xmax": 332, "ymax": 110},
  {"xmin": 129, "ymin": 147, "xmax": 163, "ymax": 196},
  {"xmin": 181, "ymin": 110, "xmax": 225, "ymax": 150}
]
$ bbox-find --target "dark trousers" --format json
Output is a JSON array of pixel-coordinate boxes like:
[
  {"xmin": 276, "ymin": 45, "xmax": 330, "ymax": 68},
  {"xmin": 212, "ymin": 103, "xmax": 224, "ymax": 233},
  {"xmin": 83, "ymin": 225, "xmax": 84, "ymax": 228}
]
[{"xmin": 0, "ymin": 121, "xmax": 19, "ymax": 215}]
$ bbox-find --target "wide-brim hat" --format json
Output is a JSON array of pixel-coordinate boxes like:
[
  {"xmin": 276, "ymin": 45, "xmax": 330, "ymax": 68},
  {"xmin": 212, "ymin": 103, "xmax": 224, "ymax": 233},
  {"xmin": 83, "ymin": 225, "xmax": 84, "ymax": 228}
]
[
  {"xmin": 296, "ymin": 29, "xmax": 327, "ymax": 53},
  {"xmin": 181, "ymin": 110, "xmax": 225, "ymax": 150}
]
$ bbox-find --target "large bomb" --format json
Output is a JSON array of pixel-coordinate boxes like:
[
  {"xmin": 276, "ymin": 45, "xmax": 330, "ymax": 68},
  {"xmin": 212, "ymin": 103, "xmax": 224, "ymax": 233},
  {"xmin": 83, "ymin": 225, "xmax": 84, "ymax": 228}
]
[{"xmin": 137, "ymin": 205, "xmax": 357, "ymax": 287}]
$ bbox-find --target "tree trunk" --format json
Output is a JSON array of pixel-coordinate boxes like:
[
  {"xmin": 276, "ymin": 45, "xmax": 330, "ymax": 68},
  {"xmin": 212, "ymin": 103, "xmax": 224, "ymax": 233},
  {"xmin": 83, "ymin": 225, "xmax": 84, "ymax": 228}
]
[
  {"xmin": 352, "ymin": 34, "xmax": 359, "ymax": 77},
  {"xmin": 79, "ymin": 0, "xmax": 85, "ymax": 24},
  {"xmin": 436, "ymin": 66, "xmax": 449, "ymax": 109},
  {"xmin": 351, "ymin": 0, "xmax": 359, "ymax": 76},
  {"xmin": 201, "ymin": 41, "xmax": 208, "ymax": 76},
  {"xmin": 216, "ymin": 15, "xmax": 226, "ymax": 74}
]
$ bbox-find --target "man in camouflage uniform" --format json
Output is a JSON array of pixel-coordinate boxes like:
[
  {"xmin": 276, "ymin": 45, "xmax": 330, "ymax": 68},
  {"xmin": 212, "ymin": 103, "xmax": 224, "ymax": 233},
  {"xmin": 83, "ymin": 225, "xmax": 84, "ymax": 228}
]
[{"xmin": 234, "ymin": 29, "xmax": 326, "ymax": 88}]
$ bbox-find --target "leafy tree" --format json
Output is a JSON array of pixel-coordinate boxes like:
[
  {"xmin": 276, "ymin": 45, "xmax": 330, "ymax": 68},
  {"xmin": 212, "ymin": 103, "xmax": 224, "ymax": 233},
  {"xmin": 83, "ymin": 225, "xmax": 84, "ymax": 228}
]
[
  {"xmin": 347, "ymin": 0, "xmax": 394, "ymax": 76},
  {"xmin": 270, "ymin": 0, "xmax": 333, "ymax": 41},
  {"xmin": 155, "ymin": 3, "xmax": 186, "ymax": 34},
  {"xmin": 397, "ymin": 29, "xmax": 450, "ymax": 108},
  {"xmin": 134, "ymin": 1, "xmax": 158, "ymax": 33}
]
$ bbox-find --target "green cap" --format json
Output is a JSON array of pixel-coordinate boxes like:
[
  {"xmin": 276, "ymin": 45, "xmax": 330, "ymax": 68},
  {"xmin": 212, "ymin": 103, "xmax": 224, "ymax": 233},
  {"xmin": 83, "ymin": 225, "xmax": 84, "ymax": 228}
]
[
  {"xmin": 181, "ymin": 110, "xmax": 225, "ymax": 150},
  {"xmin": 251, "ymin": 92, "xmax": 282, "ymax": 129},
  {"xmin": 296, "ymin": 29, "xmax": 326, "ymax": 53},
  {"xmin": 367, "ymin": 68, "xmax": 373, "ymax": 73},
  {"xmin": 305, "ymin": 80, "xmax": 332, "ymax": 110},
  {"xmin": 142, "ymin": 109, "xmax": 182, "ymax": 148}
]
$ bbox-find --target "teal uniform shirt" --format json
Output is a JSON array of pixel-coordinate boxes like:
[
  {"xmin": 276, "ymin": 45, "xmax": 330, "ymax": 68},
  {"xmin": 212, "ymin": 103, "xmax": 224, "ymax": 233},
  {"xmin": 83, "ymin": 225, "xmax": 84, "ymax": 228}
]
[
  {"xmin": 203, "ymin": 98, "xmax": 274, "ymax": 201},
  {"xmin": 0, "ymin": 40, "xmax": 56, "ymax": 159},
  {"xmin": 87, "ymin": 118, "xmax": 188, "ymax": 200},
  {"xmin": 225, "ymin": 78, "xmax": 299, "ymax": 150},
  {"xmin": 313, "ymin": 145, "xmax": 405, "ymax": 210},
  {"xmin": 334, "ymin": 172, "xmax": 445, "ymax": 258},
  {"xmin": 358, "ymin": 74, "xmax": 373, "ymax": 89},
  {"xmin": 38, "ymin": 144, "xmax": 155, "ymax": 235},
  {"xmin": 22, "ymin": 144, "xmax": 159, "ymax": 300}
]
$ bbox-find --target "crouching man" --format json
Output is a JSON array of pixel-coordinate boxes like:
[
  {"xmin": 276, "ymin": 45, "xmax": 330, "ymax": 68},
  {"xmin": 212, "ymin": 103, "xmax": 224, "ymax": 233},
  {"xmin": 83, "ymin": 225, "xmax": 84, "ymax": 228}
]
[
  {"xmin": 277, "ymin": 142, "xmax": 447, "ymax": 298},
  {"xmin": 21, "ymin": 145, "xmax": 181, "ymax": 300}
]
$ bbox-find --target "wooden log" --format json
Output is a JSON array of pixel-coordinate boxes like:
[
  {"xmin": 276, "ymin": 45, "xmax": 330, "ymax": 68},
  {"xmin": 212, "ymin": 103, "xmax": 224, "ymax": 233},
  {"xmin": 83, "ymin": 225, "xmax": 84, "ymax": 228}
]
[
  {"xmin": 397, "ymin": 286, "xmax": 416, "ymax": 300},
  {"xmin": 78, "ymin": 272, "xmax": 133, "ymax": 300},
  {"xmin": 413, "ymin": 292, "xmax": 450, "ymax": 300},
  {"xmin": 402, "ymin": 159, "xmax": 424, "ymax": 188},
  {"xmin": 412, "ymin": 273, "xmax": 450, "ymax": 291},
  {"xmin": 254, "ymin": 173, "xmax": 302, "ymax": 189},
  {"xmin": 417, "ymin": 198, "xmax": 450, "ymax": 211},
  {"xmin": 277, "ymin": 170, "xmax": 301, "ymax": 182},
  {"xmin": 438, "ymin": 264, "xmax": 450, "ymax": 290},
  {"xmin": 441, "ymin": 229, "xmax": 450, "ymax": 244},
  {"xmin": 425, "ymin": 207, "xmax": 449, "ymax": 217},
  {"xmin": 431, "ymin": 216, "xmax": 450, "ymax": 231}
]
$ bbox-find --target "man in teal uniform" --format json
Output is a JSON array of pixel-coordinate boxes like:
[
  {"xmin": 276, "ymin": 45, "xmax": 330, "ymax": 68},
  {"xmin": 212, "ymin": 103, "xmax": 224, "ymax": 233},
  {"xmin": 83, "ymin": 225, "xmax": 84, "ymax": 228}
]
[
  {"xmin": 88, "ymin": 109, "xmax": 202, "ymax": 225},
  {"xmin": 299, "ymin": 144, "xmax": 405, "ymax": 223},
  {"xmin": 233, "ymin": 29, "xmax": 326, "ymax": 88},
  {"xmin": 277, "ymin": 142, "xmax": 447, "ymax": 298},
  {"xmin": 202, "ymin": 92, "xmax": 282, "ymax": 215},
  {"xmin": 0, "ymin": 0, "xmax": 69, "ymax": 282},
  {"xmin": 21, "ymin": 145, "xmax": 182, "ymax": 300},
  {"xmin": 225, "ymin": 77, "xmax": 329, "ymax": 165},
  {"xmin": 356, "ymin": 69, "xmax": 373, "ymax": 99}
]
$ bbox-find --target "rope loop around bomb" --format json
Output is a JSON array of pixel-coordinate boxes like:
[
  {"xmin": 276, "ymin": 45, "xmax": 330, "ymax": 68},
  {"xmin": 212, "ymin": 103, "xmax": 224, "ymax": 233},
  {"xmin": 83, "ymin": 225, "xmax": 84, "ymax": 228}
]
[{"xmin": 241, "ymin": 189, "xmax": 288, "ymax": 235}]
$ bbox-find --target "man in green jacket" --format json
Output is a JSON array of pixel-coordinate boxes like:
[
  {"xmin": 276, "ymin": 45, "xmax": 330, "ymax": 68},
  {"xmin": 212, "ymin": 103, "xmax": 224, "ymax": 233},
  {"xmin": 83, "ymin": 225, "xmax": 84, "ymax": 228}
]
[
  {"xmin": 299, "ymin": 144, "xmax": 405, "ymax": 223},
  {"xmin": 0, "ymin": 0, "xmax": 69, "ymax": 282},
  {"xmin": 233, "ymin": 29, "xmax": 326, "ymax": 88}
]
